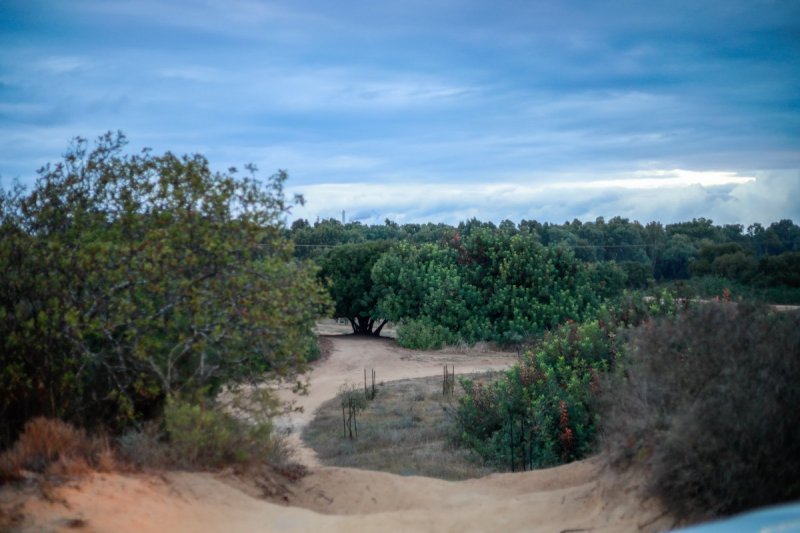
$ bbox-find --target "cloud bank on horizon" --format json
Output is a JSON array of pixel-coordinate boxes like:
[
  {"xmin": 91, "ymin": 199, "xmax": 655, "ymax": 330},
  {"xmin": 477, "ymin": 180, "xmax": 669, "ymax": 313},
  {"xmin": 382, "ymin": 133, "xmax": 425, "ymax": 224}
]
[{"xmin": 1, "ymin": 0, "xmax": 798, "ymax": 225}]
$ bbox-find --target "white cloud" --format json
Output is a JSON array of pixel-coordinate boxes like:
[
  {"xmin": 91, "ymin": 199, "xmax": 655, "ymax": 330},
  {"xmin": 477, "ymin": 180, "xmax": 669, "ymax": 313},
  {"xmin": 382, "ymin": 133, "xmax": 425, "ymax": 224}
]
[
  {"xmin": 35, "ymin": 56, "xmax": 93, "ymax": 75},
  {"xmin": 157, "ymin": 66, "xmax": 222, "ymax": 83},
  {"xmin": 289, "ymin": 170, "xmax": 793, "ymax": 226}
]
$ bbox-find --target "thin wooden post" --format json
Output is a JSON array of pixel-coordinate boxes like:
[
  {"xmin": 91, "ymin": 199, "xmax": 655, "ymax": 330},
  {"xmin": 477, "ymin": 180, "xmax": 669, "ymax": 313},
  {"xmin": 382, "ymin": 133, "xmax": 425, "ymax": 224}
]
[
  {"xmin": 510, "ymin": 417, "xmax": 514, "ymax": 472},
  {"xmin": 353, "ymin": 398, "xmax": 358, "ymax": 437},
  {"xmin": 521, "ymin": 416, "xmax": 526, "ymax": 471}
]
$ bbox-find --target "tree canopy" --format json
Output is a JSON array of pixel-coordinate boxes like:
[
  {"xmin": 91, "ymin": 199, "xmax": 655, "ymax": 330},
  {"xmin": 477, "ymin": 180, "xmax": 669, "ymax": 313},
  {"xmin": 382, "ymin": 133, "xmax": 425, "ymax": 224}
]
[
  {"xmin": 317, "ymin": 241, "xmax": 393, "ymax": 335},
  {"xmin": 0, "ymin": 132, "xmax": 330, "ymax": 446}
]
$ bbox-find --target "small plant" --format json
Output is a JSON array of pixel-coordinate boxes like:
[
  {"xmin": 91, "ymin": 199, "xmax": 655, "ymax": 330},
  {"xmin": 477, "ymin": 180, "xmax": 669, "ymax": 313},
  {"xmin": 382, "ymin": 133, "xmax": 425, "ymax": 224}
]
[
  {"xmin": 364, "ymin": 368, "xmax": 376, "ymax": 400},
  {"xmin": 443, "ymin": 365, "xmax": 455, "ymax": 397},
  {"xmin": 339, "ymin": 383, "xmax": 367, "ymax": 439}
]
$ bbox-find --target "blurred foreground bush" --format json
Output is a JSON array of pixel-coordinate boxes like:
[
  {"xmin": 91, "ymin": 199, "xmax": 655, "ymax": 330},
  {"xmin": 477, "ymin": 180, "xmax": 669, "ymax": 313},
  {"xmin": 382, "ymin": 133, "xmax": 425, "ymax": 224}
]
[{"xmin": 602, "ymin": 302, "xmax": 800, "ymax": 521}]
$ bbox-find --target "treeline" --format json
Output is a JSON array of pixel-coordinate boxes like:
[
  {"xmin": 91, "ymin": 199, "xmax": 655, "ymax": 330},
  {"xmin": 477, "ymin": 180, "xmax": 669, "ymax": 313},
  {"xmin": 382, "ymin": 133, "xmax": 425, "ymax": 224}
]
[
  {"xmin": 297, "ymin": 215, "xmax": 800, "ymax": 347},
  {"xmin": 291, "ymin": 215, "xmax": 800, "ymax": 294},
  {"xmin": 0, "ymin": 133, "xmax": 330, "ymax": 449}
]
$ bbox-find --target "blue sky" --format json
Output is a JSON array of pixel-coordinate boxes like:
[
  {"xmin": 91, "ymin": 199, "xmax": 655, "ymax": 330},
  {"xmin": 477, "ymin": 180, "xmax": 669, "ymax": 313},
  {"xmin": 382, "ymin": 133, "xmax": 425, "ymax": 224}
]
[{"xmin": 1, "ymin": 0, "xmax": 798, "ymax": 226}]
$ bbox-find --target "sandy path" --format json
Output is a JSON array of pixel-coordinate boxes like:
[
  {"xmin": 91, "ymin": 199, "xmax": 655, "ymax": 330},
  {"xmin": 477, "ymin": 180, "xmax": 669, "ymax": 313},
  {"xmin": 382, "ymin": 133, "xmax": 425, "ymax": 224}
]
[
  {"xmin": 8, "ymin": 333, "xmax": 672, "ymax": 532},
  {"xmin": 274, "ymin": 334, "xmax": 517, "ymax": 466}
]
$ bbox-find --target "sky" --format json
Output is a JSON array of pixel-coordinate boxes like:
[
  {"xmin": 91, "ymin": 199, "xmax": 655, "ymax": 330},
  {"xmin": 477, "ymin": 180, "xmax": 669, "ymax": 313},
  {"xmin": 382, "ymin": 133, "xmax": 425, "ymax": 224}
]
[{"xmin": 1, "ymin": 0, "xmax": 798, "ymax": 226}]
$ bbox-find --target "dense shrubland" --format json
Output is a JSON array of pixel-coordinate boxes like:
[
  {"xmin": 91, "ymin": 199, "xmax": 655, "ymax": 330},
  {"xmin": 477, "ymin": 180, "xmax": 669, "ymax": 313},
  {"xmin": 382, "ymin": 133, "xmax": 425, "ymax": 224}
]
[
  {"xmin": 453, "ymin": 294, "xmax": 800, "ymax": 522},
  {"xmin": 0, "ymin": 133, "xmax": 330, "ymax": 451}
]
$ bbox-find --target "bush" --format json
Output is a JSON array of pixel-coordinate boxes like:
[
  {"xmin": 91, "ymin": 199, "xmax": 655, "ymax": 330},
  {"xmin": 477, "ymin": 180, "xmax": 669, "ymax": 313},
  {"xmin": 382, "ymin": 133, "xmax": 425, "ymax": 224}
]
[
  {"xmin": 164, "ymin": 398, "xmax": 272, "ymax": 467},
  {"xmin": 455, "ymin": 319, "xmax": 615, "ymax": 469},
  {"xmin": 602, "ymin": 303, "xmax": 800, "ymax": 521},
  {"xmin": 0, "ymin": 418, "xmax": 115, "ymax": 482},
  {"xmin": 396, "ymin": 317, "xmax": 458, "ymax": 350},
  {"xmin": 454, "ymin": 291, "xmax": 679, "ymax": 470}
]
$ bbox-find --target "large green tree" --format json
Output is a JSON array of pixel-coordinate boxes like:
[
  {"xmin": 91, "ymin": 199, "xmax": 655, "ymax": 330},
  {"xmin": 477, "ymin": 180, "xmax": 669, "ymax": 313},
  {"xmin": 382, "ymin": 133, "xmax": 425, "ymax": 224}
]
[
  {"xmin": 317, "ymin": 241, "xmax": 393, "ymax": 335},
  {"xmin": 0, "ymin": 132, "xmax": 329, "ymax": 445}
]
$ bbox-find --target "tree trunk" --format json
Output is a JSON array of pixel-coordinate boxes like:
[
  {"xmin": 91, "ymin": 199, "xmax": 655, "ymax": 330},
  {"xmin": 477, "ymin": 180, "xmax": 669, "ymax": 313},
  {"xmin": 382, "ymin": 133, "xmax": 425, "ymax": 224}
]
[
  {"xmin": 374, "ymin": 319, "xmax": 388, "ymax": 336},
  {"xmin": 348, "ymin": 315, "xmax": 387, "ymax": 336}
]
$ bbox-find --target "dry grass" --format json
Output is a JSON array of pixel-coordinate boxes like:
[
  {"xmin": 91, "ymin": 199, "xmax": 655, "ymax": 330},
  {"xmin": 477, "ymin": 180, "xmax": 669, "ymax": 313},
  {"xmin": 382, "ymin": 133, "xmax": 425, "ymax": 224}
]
[
  {"xmin": 0, "ymin": 418, "xmax": 117, "ymax": 483},
  {"xmin": 302, "ymin": 374, "xmax": 499, "ymax": 480}
]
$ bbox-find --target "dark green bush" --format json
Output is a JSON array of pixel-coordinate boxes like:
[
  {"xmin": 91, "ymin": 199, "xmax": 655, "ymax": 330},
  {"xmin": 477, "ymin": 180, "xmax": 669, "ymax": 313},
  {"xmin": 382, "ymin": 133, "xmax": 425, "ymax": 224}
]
[{"xmin": 602, "ymin": 302, "xmax": 800, "ymax": 521}]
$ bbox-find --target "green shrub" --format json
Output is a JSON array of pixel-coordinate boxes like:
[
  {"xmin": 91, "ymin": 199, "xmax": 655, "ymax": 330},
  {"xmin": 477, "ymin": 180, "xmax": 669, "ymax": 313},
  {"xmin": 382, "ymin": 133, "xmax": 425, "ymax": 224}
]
[
  {"xmin": 454, "ymin": 291, "xmax": 678, "ymax": 470},
  {"xmin": 602, "ymin": 303, "xmax": 800, "ymax": 521},
  {"xmin": 119, "ymin": 390, "xmax": 288, "ymax": 470},
  {"xmin": 0, "ymin": 133, "xmax": 330, "ymax": 446},
  {"xmin": 396, "ymin": 318, "xmax": 458, "ymax": 350},
  {"xmin": 455, "ymin": 319, "xmax": 615, "ymax": 469}
]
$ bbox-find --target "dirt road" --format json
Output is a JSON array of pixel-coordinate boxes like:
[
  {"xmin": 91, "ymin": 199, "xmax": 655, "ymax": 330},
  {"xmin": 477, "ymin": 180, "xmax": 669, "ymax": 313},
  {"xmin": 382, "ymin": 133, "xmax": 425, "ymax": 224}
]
[{"xmin": 274, "ymin": 334, "xmax": 517, "ymax": 466}]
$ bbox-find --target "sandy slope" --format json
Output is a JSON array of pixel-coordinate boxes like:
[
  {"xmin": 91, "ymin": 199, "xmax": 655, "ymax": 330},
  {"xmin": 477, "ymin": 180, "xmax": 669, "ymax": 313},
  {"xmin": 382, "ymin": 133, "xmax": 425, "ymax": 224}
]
[
  {"xmin": 7, "ymin": 334, "xmax": 672, "ymax": 532},
  {"xmin": 14, "ymin": 460, "xmax": 671, "ymax": 532}
]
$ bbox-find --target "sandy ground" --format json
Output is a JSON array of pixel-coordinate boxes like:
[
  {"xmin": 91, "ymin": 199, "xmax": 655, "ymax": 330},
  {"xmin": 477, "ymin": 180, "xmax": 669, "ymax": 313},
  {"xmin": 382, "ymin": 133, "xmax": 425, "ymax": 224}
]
[
  {"xmin": 5, "ymin": 333, "xmax": 672, "ymax": 532},
  {"xmin": 274, "ymin": 331, "xmax": 517, "ymax": 466}
]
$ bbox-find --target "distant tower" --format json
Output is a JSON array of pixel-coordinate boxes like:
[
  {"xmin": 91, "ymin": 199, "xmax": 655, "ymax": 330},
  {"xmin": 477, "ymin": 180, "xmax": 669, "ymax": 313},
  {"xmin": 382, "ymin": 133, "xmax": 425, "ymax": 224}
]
[{"xmin": 342, "ymin": 210, "xmax": 346, "ymax": 224}]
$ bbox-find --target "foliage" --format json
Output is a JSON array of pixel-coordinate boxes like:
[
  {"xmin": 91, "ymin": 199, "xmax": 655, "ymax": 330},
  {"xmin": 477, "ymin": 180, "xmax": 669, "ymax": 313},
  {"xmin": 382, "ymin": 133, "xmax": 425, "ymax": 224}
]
[
  {"xmin": 161, "ymin": 395, "xmax": 282, "ymax": 469},
  {"xmin": 602, "ymin": 303, "xmax": 800, "ymax": 521},
  {"xmin": 298, "ymin": 216, "xmax": 800, "ymax": 322},
  {"xmin": 317, "ymin": 241, "xmax": 394, "ymax": 334},
  {"xmin": 754, "ymin": 251, "xmax": 800, "ymax": 288},
  {"xmin": 0, "ymin": 132, "xmax": 330, "ymax": 447},
  {"xmin": 374, "ymin": 231, "xmax": 608, "ymax": 345},
  {"xmin": 396, "ymin": 318, "xmax": 458, "ymax": 350},
  {"xmin": 665, "ymin": 276, "xmax": 800, "ymax": 305},
  {"xmin": 455, "ymin": 319, "xmax": 615, "ymax": 468},
  {"xmin": 453, "ymin": 292, "xmax": 679, "ymax": 470}
]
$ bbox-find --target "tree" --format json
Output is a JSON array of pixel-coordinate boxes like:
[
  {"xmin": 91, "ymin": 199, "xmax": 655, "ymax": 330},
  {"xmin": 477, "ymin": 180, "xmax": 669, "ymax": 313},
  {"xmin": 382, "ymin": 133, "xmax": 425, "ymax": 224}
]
[
  {"xmin": 0, "ymin": 132, "xmax": 330, "ymax": 445},
  {"xmin": 318, "ymin": 241, "xmax": 393, "ymax": 335}
]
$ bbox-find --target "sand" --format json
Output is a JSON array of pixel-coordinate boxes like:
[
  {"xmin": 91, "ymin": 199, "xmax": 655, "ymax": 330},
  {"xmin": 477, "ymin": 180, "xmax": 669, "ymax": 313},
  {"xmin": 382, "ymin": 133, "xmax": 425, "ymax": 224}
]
[{"xmin": 5, "ymin": 333, "xmax": 672, "ymax": 532}]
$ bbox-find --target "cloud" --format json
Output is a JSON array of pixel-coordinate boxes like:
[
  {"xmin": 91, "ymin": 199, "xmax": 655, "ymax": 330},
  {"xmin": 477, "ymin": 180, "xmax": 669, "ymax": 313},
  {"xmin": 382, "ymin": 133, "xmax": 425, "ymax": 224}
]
[
  {"xmin": 35, "ymin": 56, "xmax": 93, "ymax": 75},
  {"xmin": 289, "ymin": 170, "xmax": 794, "ymax": 226},
  {"xmin": 0, "ymin": 0, "xmax": 797, "ymax": 222}
]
